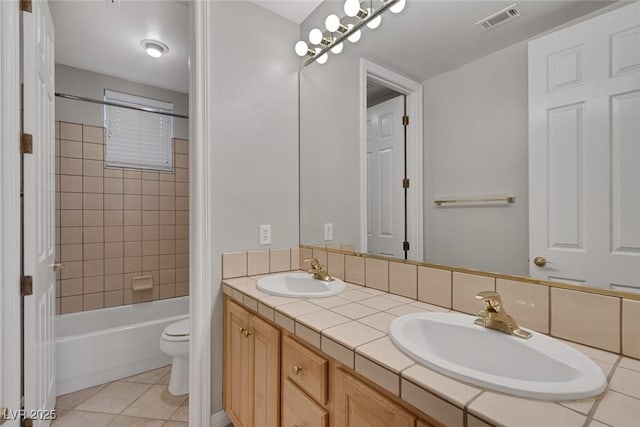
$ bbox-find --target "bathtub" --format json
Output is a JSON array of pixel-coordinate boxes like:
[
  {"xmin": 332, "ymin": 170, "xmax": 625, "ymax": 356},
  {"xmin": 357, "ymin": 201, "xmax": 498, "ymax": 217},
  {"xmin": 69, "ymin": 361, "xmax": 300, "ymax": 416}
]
[{"xmin": 55, "ymin": 296, "xmax": 189, "ymax": 395}]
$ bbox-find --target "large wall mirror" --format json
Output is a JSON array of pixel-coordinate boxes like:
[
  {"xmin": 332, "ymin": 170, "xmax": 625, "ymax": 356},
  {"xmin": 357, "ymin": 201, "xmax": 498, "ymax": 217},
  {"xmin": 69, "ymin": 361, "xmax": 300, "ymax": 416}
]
[{"xmin": 300, "ymin": 0, "xmax": 640, "ymax": 295}]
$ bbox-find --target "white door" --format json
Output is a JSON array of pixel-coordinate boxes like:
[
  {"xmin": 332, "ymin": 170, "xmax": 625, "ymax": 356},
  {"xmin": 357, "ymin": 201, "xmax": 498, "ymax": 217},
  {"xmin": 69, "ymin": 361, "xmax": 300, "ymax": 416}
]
[
  {"xmin": 22, "ymin": 0, "xmax": 56, "ymax": 424},
  {"xmin": 529, "ymin": 1, "xmax": 640, "ymax": 292},
  {"xmin": 367, "ymin": 95, "xmax": 405, "ymax": 258}
]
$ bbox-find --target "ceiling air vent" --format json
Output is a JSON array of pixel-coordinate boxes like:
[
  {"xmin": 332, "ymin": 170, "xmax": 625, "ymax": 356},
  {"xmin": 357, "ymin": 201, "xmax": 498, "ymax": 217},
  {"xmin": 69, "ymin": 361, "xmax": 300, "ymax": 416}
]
[{"xmin": 475, "ymin": 4, "xmax": 521, "ymax": 32}]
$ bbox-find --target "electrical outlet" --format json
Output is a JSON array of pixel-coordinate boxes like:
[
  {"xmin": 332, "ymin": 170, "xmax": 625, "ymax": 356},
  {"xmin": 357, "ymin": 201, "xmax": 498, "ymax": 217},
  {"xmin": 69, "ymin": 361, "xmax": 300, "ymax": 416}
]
[
  {"xmin": 259, "ymin": 224, "xmax": 271, "ymax": 245},
  {"xmin": 324, "ymin": 223, "xmax": 333, "ymax": 241}
]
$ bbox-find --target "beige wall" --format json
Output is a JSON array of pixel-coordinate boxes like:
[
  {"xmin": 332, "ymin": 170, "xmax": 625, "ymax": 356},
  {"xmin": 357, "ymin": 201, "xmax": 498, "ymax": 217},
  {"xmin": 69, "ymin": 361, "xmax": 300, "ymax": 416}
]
[{"xmin": 55, "ymin": 120, "xmax": 189, "ymax": 314}]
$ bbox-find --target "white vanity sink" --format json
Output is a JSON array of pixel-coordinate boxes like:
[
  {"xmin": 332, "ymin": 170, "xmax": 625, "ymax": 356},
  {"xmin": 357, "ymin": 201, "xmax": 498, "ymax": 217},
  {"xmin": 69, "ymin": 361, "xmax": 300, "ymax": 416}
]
[
  {"xmin": 257, "ymin": 272, "xmax": 346, "ymax": 298},
  {"xmin": 389, "ymin": 312, "xmax": 607, "ymax": 401}
]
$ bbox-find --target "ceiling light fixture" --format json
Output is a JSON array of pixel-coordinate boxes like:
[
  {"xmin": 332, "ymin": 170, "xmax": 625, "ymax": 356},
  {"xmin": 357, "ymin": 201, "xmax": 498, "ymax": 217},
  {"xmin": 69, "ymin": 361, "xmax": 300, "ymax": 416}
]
[
  {"xmin": 141, "ymin": 39, "xmax": 169, "ymax": 58},
  {"xmin": 294, "ymin": 0, "xmax": 404, "ymax": 66}
]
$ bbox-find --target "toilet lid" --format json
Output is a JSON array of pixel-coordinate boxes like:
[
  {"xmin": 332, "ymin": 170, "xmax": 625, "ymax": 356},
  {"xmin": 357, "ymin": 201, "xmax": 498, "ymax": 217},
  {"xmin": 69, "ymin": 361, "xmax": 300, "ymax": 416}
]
[{"xmin": 164, "ymin": 319, "xmax": 190, "ymax": 337}]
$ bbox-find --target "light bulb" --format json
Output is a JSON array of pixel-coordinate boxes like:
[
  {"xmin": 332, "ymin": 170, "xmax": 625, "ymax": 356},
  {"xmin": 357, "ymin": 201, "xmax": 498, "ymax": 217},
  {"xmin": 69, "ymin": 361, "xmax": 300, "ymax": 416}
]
[
  {"xmin": 146, "ymin": 47, "xmax": 162, "ymax": 58},
  {"xmin": 390, "ymin": 0, "xmax": 406, "ymax": 13},
  {"xmin": 309, "ymin": 28, "xmax": 323, "ymax": 45},
  {"xmin": 294, "ymin": 41, "xmax": 309, "ymax": 57},
  {"xmin": 347, "ymin": 24, "xmax": 361, "ymax": 43},
  {"xmin": 325, "ymin": 14, "xmax": 341, "ymax": 32},
  {"xmin": 366, "ymin": 8, "xmax": 382, "ymax": 29},
  {"xmin": 331, "ymin": 42, "xmax": 343, "ymax": 54},
  {"xmin": 315, "ymin": 48, "xmax": 328, "ymax": 64},
  {"xmin": 344, "ymin": 0, "xmax": 360, "ymax": 17}
]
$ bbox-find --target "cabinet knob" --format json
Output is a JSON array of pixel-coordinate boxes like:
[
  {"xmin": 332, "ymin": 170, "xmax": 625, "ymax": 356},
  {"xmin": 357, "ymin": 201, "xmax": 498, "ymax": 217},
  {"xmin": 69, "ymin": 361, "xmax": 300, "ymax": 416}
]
[
  {"xmin": 240, "ymin": 327, "xmax": 246, "ymax": 335},
  {"xmin": 292, "ymin": 365, "xmax": 303, "ymax": 376},
  {"xmin": 242, "ymin": 328, "xmax": 252, "ymax": 338}
]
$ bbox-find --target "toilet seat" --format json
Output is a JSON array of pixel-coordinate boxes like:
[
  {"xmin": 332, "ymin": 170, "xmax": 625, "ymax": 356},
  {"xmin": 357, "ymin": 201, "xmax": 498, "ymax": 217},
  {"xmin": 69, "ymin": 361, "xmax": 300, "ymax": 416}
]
[{"xmin": 162, "ymin": 319, "xmax": 190, "ymax": 342}]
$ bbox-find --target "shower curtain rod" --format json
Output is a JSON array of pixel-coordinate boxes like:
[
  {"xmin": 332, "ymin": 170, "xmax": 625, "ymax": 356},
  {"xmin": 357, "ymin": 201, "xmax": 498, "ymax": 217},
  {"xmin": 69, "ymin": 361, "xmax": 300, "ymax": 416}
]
[{"xmin": 55, "ymin": 92, "xmax": 189, "ymax": 119}]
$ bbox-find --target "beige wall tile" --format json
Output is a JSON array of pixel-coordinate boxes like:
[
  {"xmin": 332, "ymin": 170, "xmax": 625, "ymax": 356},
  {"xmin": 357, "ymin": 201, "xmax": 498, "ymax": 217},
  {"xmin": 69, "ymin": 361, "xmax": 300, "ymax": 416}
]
[
  {"xmin": 142, "ymin": 211, "xmax": 158, "ymax": 225},
  {"xmin": 104, "ymin": 168, "xmax": 123, "ymax": 178},
  {"xmin": 418, "ymin": 267, "xmax": 452, "ymax": 308},
  {"xmin": 104, "ymin": 290, "xmax": 124, "ymax": 308},
  {"xmin": 270, "ymin": 248, "xmax": 290, "ymax": 273},
  {"xmin": 104, "ymin": 194, "xmax": 124, "ymax": 210},
  {"xmin": 83, "ymin": 210, "xmax": 103, "ymax": 227},
  {"xmin": 328, "ymin": 252, "xmax": 345, "ymax": 280},
  {"xmin": 60, "ymin": 295, "xmax": 83, "ymax": 314},
  {"xmin": 104, "ymin": 178, "xmax": 123, "ymax": 194},
  {"xmin": 176, "ymin": 267, "xmax": 188, "ymax": 282},
  {"xmin": 123, "ymin": 179, "xmax": 142, "ymax": 195},
  {"xmin": 60, "ymin": 140, "xmax": 82, "ymax": 158},
  {"xmin": 105, "ymin": 273, "xmax": 124, "ymax": 291},
  {"xmin": 83, "ymin": 293, "xmax": 104, "ymax": 311},
  {"xmin": 104, "ymin": 242, "xmax": 123, "ymax": 259},
  {"xmin": 159, "ymin": 211, "xmax": 176, "ymax": 225},
  {"xmin": 159, "ymin": 196, "xmax": 175, "ymax": 211},
  {"xmin": 123, "ymin": 241, "xmax": 142, "ymax": 258},
  {"xmin": 159, "ymin": 254, "xmax": 176, "ymax": 269},
  {"xmin": 175, "ymin": 153, "xmax": 189, "ymax": 169},
  {"xmin": 104, "ymin": 226, "xmax": 124, "ymax": 243},
  {"xmin": 61, "ymin": 210, "xmax": 83, "ymax": 227},
  {"xmin": 159, "ymin": 225, "xmax": 175, "ymax": 240},
  {"xmin": 83, "ymin": 143, "xmax": 103, "ymax": 160},
  {"xmin": 143, "ymin": 255, "xmax": 160, "ymax": 271},
  {"xmin": 175, "ymin": 182, "xmax": 189, "ymax": 197},
  {"xmin": 142, "ymin": 180, "xmax": 159, "ymax": 195},
  {"xmin": 365, "ymin": 258, "xmax": 389, "ymax": 292},
  {"xmin": 83, "ymin": 259, "xmax": 104, "ymax": 277},
  {"xmin": 389, "ymin": 262, "xmax": 417, "ymax": 299},
  {"xmin": 61, "ymin": 244, "xmax": 83, "ymax": 262},
  {"xmin": 60, "ymin": 175, "xmax": 83, "ymax": 193},
  {"xmin": 142, "ymin": 225, "xmax": 159, "ymax": 241},
  {"xmin": 123, "ymin": 226, "xmax": 142, "ymax": 242},
  {"xmin": 124, "ymin": 170, "xmax": 142, "ymax": 179},
  {"xmin": 61, "ymin": 278, "xmax": 83, "ymax": 296},
  {"xmin": 84, "ymin": 243, "xmax": 104, "ymax": 260},
  {"xmin": 83, "ymin": 159, "xmax": 104, "ymax": 177},
  {"xmin": 83, "ymin": 227, "xmax": 104, "ymax": 244},
  {"xmin": 105, "ymin": 258, "xmax": 124, "ymax": 275},
  {"xmin": 104, "ymin": 210, "xmax": 123, "ymax": 226},
  {"xmin": 345, "ymin": 255, "xmax": 365, "ymax": 285},
  {"xmin": 159, "ymin": 240, "xmax": 175, "ymax": 255},
  {"xmin": 61, "ymin": 157, "xmax": 83, "ymax": 175},
  {"xmin": 175, "ymin": 225, "xmax": 188, "ymax": 240},
  {"xmin": 60, "ymin": 193, "xmax": 83, "ymax": 210},
  {"xmin": 159, "ymin": 268, "xmax": 176, "ymax": 284},
  {"xmin": 291, "ymin": 247, "xmax": 300, "ymax": 271},
  {"xmin": 247, "ymin": 250, "xmax": 269, "ymax": 275},
  {"xmin": 159, "ymin": 171, "xmax": 175, "ymax": 182},
  {"xmin": 159, "ymin": 181, "xmax": 175, "ymax": 196},
  {"xmin": 222, "ymin": 252, "xmax": 247, "ymax": 279},
  {"xmin": 623, "ymin": 299, "xmax": 640, "ymax": 359},
  {"xmin": 452, "ymin": 272, "xmax": 495, "ymax": 315},
  {"xmin": 300, "ymin": 247, "xmax": 313, "ymax": 270},
  {"xmin": 143, "ymin": 240, "xmax": 159, "ymax": 256},
  {"xmin": 83, "ymin": 276, "xmax": 104, "ymax": 293},
  {"xmin": 175, "ymin": 282, "xmax": 188, "ymax": 296},
  {"xmin": 175, "ymin": 139, "xmax": 189, "ymax": 154},
  {"xmin": 124, "ymin": 257, "xmax": 142, "ymax": 273},
  {"xmin": 551, "ymin": 288, "xmax": 620, "ymax": 353},
  {"xmin": 60, "ymin": 227, "xmax": 83, "ymax": 245},
  {"xmin": 141, "ymin": 171, "xmax": 158, "ymax": 181},
  {"xmin": 83, "ymin": 193, "xmax": 104, "ymax": 210},
  {"xmin": 175, "ymin": 196, "xmax": 188, "ymax": 211},
  {"xmin": 496, "ymin": 279, "xmax": 549, "ymax": 333},
  {"xmin": 82, "ymin": 125, "xmax": 104, "ymax": 144},
  {"xmin": 159, "ymin": 284, "xmax": 176, "ymax": 299},
  {"xmin": 141, "ymin": 195, "xmax": 158, "ymax": 210},
  {"xmin": 60, "ymin": 122, "xmax": 82, "ymax": 141},
  {"xmin": 124, "ymin": 195, "xmax": 142, "ymax": 210},
  {"xmin": 175, "ymin": 168, "xmax": 189, "ymax": 182},
  {"xmin": 175, "ymin": 239, "xmax": 188, "ymax": 254},
  {"xmin": 311, "ymin": 249, "xmax": 328, "ymax": 269}
]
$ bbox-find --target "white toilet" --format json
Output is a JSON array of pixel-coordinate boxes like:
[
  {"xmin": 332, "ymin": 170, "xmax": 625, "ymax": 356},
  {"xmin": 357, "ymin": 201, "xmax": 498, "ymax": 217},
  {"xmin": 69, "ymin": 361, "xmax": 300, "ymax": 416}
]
[{"xmin": 160, "ymin": 318, "xmax": 189, "ymax": 395}]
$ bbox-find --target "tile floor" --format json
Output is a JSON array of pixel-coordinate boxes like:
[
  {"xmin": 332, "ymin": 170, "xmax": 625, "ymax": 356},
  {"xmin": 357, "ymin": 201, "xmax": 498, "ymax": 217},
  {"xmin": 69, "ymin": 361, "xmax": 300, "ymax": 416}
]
[{"xmin": 53, "ymin": 366, "xmax": 188, "ymax": 426}]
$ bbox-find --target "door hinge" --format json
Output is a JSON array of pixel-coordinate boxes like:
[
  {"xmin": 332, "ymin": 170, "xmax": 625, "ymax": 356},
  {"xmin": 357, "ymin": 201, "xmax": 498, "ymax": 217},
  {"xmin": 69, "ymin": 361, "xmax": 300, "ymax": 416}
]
[
  {"xmin": 403, "ymin": 241, "xmax": 410, "ymax": 251},
  {"xmin": 21, "ymin": 276, "xmax": 33, "ymax": 296},
  {"xmin": 19, "ymin": 0, "xmax": 32, "ymax": 13},
  {"xmin": 21, "ymin": 134, "xmax": 33, "ymax": 154},
  {"xmin": 402, "ymin": 115, "xmax": 409, "ymax": 126},
  {"xmin": 21, "ymin": 418, "xmax": 33, "ymax": 427},
  {"xmin": 402, "ymin": 178, "xmax": 410, "ymax": 189}
]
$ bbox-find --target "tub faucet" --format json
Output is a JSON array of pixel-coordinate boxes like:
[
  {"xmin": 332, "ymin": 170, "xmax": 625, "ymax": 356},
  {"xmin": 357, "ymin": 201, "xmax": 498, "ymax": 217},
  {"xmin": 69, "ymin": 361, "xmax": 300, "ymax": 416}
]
[
  {"xmin": 474, "ymin": 291, "xmax": 531, "ymax": 339},
  {"xmin": 304, "ymin": 258, "xmax": 334, "ymax": 282}
]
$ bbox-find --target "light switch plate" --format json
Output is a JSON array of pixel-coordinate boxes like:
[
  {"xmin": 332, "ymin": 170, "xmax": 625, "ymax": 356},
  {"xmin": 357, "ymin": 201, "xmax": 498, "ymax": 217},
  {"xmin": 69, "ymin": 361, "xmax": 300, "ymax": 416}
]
[
  {"xmin": 324, "ymin": 223, "xmax": 333, "ymax": 241},
  {"xmin": 260, "ymin": 224, "xmax": 272, "ymax": 245}
]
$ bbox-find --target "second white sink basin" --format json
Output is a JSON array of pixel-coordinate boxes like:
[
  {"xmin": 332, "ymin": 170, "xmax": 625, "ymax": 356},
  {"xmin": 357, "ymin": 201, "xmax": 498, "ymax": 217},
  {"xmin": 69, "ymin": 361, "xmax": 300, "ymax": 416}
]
[
  {"xmin": 257, "ymin": 272, "xmax": 346, "ymax": 298},
  {"xmin": 389, "ymin": 312, "xmax": 607, "ymax": 401}
]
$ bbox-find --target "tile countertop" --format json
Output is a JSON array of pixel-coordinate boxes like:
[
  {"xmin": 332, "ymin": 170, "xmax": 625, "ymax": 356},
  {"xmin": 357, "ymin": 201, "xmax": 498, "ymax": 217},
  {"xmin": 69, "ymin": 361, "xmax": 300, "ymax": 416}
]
[{"xmin": 222, "ymin": 273, "xmax": 640, "ymax": 427}]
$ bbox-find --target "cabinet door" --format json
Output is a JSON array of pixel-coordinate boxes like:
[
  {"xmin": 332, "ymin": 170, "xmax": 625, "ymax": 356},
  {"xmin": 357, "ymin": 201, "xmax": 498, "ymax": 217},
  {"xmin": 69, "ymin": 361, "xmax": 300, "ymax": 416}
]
[
  {"xmin": 282, "ymin": 378, "xmax": 328, "ymax": 427},
  {"xmin": 251, "ymin": 314, "xmax": 280, "ymax": 427},
  {"xmin": 334, "ymin": 369, "xmax": 416, "ymax": 427},
  {"xmin": 224, "ymin": 300, "xmax": 252, "ymax": 427}
]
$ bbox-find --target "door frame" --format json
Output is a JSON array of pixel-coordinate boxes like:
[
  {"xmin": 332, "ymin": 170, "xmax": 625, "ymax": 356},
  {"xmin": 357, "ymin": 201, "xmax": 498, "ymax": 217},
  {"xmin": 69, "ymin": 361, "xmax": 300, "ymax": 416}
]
[
  {"xmin": 359, "ymin": 59, "xmax": 423, "ymax": 261},
  {"xmin": 0, "ymin": 1, "xmax": 23, "ymax": 425}
]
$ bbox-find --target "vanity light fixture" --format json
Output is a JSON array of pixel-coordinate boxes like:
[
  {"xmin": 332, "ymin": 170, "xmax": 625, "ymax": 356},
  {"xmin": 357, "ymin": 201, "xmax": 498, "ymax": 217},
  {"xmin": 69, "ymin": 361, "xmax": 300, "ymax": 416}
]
[
  {"xmin": 141, "ymin": 39, "xmax": 169, "ymax": 58},
  {"xmin": 294, "ymin": 0, "xmax": 404, "ymax": 66}
]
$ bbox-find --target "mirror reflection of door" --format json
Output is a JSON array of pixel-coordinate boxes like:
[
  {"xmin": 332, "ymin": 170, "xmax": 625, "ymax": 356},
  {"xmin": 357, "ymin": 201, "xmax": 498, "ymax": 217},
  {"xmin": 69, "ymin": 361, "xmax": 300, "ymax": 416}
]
[{"xmin": 366, "ymin": 79, "xmax": 406, "ymax": 258}]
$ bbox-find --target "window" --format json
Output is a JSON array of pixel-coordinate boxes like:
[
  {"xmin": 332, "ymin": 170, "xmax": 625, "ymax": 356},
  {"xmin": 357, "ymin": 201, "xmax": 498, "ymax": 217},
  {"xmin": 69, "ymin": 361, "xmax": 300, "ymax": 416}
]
[{"xmin": 104, "ymin": 90, "xmax": 174, "ymax": 171}]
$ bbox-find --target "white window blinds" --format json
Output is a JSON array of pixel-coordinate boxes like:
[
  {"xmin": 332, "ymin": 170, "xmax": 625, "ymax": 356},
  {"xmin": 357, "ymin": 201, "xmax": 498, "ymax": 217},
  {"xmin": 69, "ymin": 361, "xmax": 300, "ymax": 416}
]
[{"xmin": 104, "ymin": 90, "xmax": 174, "ymax": 171}]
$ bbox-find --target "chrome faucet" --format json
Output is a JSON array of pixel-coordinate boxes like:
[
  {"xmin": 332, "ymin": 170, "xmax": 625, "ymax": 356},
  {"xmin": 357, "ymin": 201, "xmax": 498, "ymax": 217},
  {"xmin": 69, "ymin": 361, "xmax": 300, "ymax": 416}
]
[
  {"xmin": 474, "ymin": 291, "xmax": 531, "ymax": 339},
  {"xmin": 304, "ymin": 258, "xmax": 334, "ymax": 282}
]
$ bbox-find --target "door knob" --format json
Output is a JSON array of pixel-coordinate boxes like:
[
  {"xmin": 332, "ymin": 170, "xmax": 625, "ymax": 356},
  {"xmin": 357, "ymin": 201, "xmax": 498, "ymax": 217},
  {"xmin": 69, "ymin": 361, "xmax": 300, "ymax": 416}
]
[
  {"xmin": 533, "ymin": 256, "xmax": 553, "ymax": 267},
  {"xmin": 242, "ymin": 328, "xmax": 252, "ymax": 338},
  {"xmin": 50, "ymin": 263, "xmax": 64, "ymax": 271}
]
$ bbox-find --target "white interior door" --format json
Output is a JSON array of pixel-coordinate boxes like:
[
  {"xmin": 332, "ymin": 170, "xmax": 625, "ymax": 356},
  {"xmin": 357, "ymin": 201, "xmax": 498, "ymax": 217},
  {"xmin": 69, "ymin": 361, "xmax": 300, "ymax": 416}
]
[
  {"xmin": 22, "ymin": 0, "xmax": 56, "ymax": 423},
  {"xmin": 367, "ymin": 95, "xmax": 405, "ymax": 258},
  {"xmin": 529, "ymin": 1, "xmax": 640, "ymax": 292}
]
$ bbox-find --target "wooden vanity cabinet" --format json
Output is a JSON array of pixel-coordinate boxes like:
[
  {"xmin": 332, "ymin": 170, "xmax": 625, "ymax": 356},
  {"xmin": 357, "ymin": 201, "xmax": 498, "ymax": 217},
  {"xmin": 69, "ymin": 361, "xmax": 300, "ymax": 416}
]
[
  {"xmin": 224, "ymin": 299, "xmax": 280, "ymax": 427},
  {"xmin": 334, "ymin": 368, "xmax": 416, "ymax": 427}
]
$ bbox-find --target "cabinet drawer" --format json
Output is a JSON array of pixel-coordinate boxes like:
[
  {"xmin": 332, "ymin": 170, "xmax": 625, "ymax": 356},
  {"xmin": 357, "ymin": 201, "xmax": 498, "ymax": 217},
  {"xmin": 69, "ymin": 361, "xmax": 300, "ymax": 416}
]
[
  {"xmin": 282, "ymin": 378, "xmax": 328, "ymax": 427},
  {"xmin": 282, "ymin": 335, "xmax": 328, "ymax": 404}
]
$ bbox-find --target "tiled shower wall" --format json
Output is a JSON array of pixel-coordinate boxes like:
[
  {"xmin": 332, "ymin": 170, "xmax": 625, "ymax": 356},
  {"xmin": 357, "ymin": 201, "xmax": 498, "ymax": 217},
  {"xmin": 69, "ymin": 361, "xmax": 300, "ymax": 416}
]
[{"xmin": 55, "ymin": 121, "xmax": 189, "ymax": 314}]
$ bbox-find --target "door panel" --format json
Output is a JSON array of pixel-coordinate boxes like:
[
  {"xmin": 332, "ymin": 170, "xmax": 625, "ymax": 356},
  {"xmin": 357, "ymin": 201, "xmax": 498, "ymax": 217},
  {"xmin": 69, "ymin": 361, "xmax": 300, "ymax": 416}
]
[
  {"xmin": 366, "ymin": 95, "xmax": 405, "ymax": 258},
  {"xmin": 224, "ymin": 300, "xmax": 251, "ymax": 426},
  {"xmin": 251, "ymin": 315, "xmax": 279, "ymax": 427},
  {"xmin": 22, "ymin": 0, "xmax": 56, "ymax": 424},
  {"xmin": 529, "ymin": 1, "xmax": 640, "ymax": 291}
]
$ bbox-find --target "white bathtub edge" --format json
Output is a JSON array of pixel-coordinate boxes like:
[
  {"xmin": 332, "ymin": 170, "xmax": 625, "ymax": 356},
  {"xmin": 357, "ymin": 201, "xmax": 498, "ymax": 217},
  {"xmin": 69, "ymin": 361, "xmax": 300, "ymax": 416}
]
[{"xmin": 211, "ymin": 410, "xmax": 231, "ymax": 427}]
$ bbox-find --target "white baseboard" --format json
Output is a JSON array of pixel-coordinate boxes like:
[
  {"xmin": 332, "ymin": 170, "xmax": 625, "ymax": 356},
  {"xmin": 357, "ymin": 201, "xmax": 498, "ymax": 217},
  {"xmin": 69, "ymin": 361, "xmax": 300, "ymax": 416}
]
[{"xmin": 211, "ymin": 410, "xmax": 231, "ymax": 427}]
